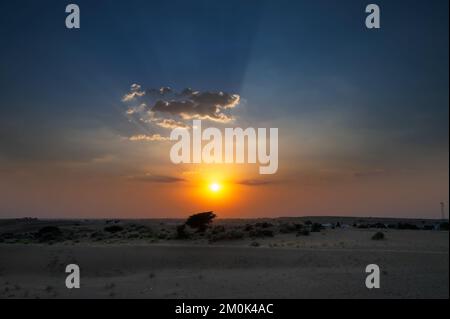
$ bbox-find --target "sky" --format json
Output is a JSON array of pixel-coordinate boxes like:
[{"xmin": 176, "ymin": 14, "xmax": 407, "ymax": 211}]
[{"xmin": 0, "ymin": 0, "xmax": 448, "ymax": 219}]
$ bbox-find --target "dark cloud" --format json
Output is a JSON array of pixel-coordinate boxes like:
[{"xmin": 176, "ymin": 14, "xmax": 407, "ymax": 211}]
[
  {"xmin": 146, "ymin": 86, "xmax": 174, "ymax": 97},
  {"xmin": 122, "ymin": 85, "xmax": 240, "ymax": 125},
  {"xmin": 237, "ymin": 179, "xmax": 278, "ymax": 186},
  {"xmin": 130, "ymin": 174, "xmax": 186, "ymax": 183}
]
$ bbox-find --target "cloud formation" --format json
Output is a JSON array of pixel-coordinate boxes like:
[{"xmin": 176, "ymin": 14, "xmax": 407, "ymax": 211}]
[
  {"xmin": 151, "ymin": 89, "xmax": 240, "ymax": 122},
  {"xmin": 122, "ymin": 84, "xmax": 145, "ymax": 102},
  {"xmin": 128, "ymin": 134, "xmax": 169, "ymax": 142},
  {"xmin": 236, "ymin": 179, "xmax": 277, "ymax": 186},
  {"xmin": 129, "ymin": 173, "xmax": 186, "ymax": 183},
  {"xmin": 122, "ymin": 85, "xmax": 241, "ymax": 141}
]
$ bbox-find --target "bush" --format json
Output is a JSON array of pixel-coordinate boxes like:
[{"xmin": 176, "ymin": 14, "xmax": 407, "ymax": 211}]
[
  {"xmin": 104, "ymin": 225, "xmax": 124, "ymax": 233},
  {"xmin": 90, "ymin": 231, "xmax": 104, "ymax": 240},
  {"xmin": 158, "ymin": 232, "xmax": 168, "ymax": 239},
  {"xmin": 209, "ymin": 230, "xmax": 245, "ymax": 242},
  {"xmin": 255, "ymin": 222, "xmax": 273, "ymax": 228},
  {"xmin": 279, "ymin": 223, "xmax": 297, "ymax": 234},
  {"xmin": 296, "ymin": 229, "xmax": 310, "ymax": 236},
  {"xmin": 372, "ymin": 232, "xmax": 385, "ymax": 240},
  {"xmin": 35, "ymin": 226, "xmax": 63, "ymax": 242},
  {"xmin": 211, "ymin": 225, "xmax": 226, "ymax": 234},
  {"xmin": 127, "ymin": 232, "xmax": 140, "ymax": 239},
  {"xmin": 371, "ymin": 223, "xmax": 387, "ymax": 229},
  {"xmin": 311, "ymin": 223, "xmax": 322, "ymax": 232},
  {"xmin": 397, "ymin": 223, "xmax": 419, "ymax": 230},
  {"xmin": 249, "ymin": 229, "xmax": 274, "ymax": 238},
  {"xmin": 185, "ymin": 211, "xmax": 216, "ymax": 232},
  {"xmin": 439, "ymin": 222, "xmax": 449, "ymax": 231},
  {"xmin": 175, "ymin": 224, "xmax": 190, "ymax": 239}
]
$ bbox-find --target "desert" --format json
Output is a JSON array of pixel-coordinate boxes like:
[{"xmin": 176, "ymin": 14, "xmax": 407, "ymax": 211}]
[{"xmin": 0, "ymin": 215, "xmax": 448, "ymax": 299}]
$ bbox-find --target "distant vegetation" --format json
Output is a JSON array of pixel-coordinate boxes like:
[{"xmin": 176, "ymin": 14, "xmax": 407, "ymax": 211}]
[
  {"xmin": 104, "ymin": 225, "xmax": 124, "ymax": 233},
  {"xmin": 0, "ymin": 216, "xmax": 448, "ymax": 245},
  {"xmin": 372, "ymin": 232, "xmax": 385, "ymax": 240},
  {"xmin": 36, "ymin": 226, "xmax": 63, "ymax": 243}
]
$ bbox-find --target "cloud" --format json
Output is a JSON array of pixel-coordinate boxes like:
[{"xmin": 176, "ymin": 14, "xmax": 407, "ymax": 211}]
[
  {"xmin": 128, "ymin": 134, "xmax": 169, "ymax": 142},
  {"xmin": 125, "ymin": 103, "xmax": 147, "ymax": 115},
  {"xmin": 236, "ymin": 179, "xmax": 277, "ymax": 186},
  {"xmin": 147, "ymin": 86, "xmax": 173, "ymax": 97},
  {"xmin": 122, "ymin": 84, "xmax": 241, "ymax": 142},
  {"xmin": 122, "ymin": 84, "xmax": 145, "ymax": 102},
  {"xmin": 129, "ymin": 173, "xmax": 186, "ymax": 183},
  {"xmin": 122, "ymin": 84, "xmax": 240, "ymax": 125},
  {"xmin": 151, "ymin": 89, "xmax": 240, "ymax": 123},
  {"xmin": 154, "ymin": 118, "xmax": 190, "ymax": 129}
]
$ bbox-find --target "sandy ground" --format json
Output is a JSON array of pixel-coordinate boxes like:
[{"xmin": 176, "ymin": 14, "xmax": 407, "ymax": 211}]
[{"xmin": 0, "ymin": 221, "xmax": 448, "ymax": 299}]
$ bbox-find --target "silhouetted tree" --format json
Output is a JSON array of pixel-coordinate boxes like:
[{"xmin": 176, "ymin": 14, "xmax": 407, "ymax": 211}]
[{"xmin": 185, "ymin": 211, "xmax": 216, "ymax": 232}]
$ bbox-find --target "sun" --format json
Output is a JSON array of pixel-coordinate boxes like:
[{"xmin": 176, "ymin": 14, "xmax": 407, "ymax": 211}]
[{"xmin": 209, "ymin": 182, "xmax": 221, "ymax": 193}]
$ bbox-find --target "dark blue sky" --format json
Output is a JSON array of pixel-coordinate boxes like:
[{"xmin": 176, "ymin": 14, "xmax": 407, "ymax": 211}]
[{"xmin": 0, "ymin": 0, "xmax": 448, "ymax": 161}]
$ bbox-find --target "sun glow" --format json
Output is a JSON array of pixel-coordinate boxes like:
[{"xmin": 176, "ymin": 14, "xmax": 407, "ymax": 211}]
[{"xmin": 209, "ymin": 182, "xmax": 221, "ymax": 192}]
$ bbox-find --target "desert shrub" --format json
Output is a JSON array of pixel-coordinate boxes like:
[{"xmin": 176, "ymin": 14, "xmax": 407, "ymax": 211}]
[
  {"xmin": 90, "ymin": 232, "xmax": 104, "ymax": 240},
  {"xmin": 296, "ymin": 229, "xmax": 310, "ymax": 236},
  {"xmin": 185, "ymin": 211, "xmax": 216, "ymax": 232},
  {"xmin": 158, "ymin": 232, "xmax": 168, "ymax": 239},
  {"xmin": 126, "ymin": 232, "xmax": 140, "ymax": 239},
  {"xmin": 304, "ymin": 220, "xmax": 312, "ymax": 226},
  {"xmin": 209, "ymin": 230, "xmax": 245, "ymax": 242},
  {"xmin": 104, "ymin": 225, "xmax": 124, "ymax": 233},
  {"xmin": 134, "ymin": 225, "xmax": 151, "ymax": 232},
  {"xmin": 255, "ymin": 222, "xmax": 273, "ymax": 228},
  {"xmin": 249, "ymin": 229, "xmax": 274, "ymax": 238},
  {"xmin": 243, "ymin": 224, "xmax": 253, "ymax": 231},
  {"xmin": 311, "ymin": 223, "xmax": 322, "ymax": 232},
  {"xmin": 372, "ymin": 232, "xmax": 385, "ymax": 240},
  {"xmin": 371, "ymin": 223, "xmax": 387, "ymax": 229},
  {"xmin": 279, "ymin": 223, "xmax": 297, "ymax": 234},
  {"xmin": 0, "ymin": 233, "xmax": 14, "ymax": 240},
  {"xmin": 250, "ymin": 241, "xmax": 260, "ymax": 247},
  {"xmin": 175, "ymin": 224, "xmax": 190, "ymax": 239},
  {"xmin": 37, "ymin": 226, "xmax": 61, "ymax": 235},
  {"xmin": 211, "ymin": 225, "xmax": 226, "ymax": 234},
  {"xmin": 440, "ymin": 222, "xmax": 449, "ymax": 231},
  {"xmin": 357, "ymin": 224, "xmax": 369, "ymax": 229},
  {"xmin": 226, "ymin": 230, "xmax": 245, "ymax": 240},
  {"xmin": 397, "ymin": 223, "xmax": 419, "ymax": 230},
  {"xmin": 133, "ymin": 225, "xmax": 153, "ymax": 238},
  {"xmin": 35, "ymin": 226, "xmax": 63, "ymax": 242}
]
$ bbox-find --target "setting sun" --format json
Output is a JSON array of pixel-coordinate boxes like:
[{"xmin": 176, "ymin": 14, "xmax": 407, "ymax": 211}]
[{"xmin": 209, "ymin": 183, "xmax": 221, "ymax": 192}]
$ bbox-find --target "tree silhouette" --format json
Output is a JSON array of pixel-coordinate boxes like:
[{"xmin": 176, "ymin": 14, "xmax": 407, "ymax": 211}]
[{"xmin": 185, "ymin": 211, "xmax": 216, "ymax": 232}]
